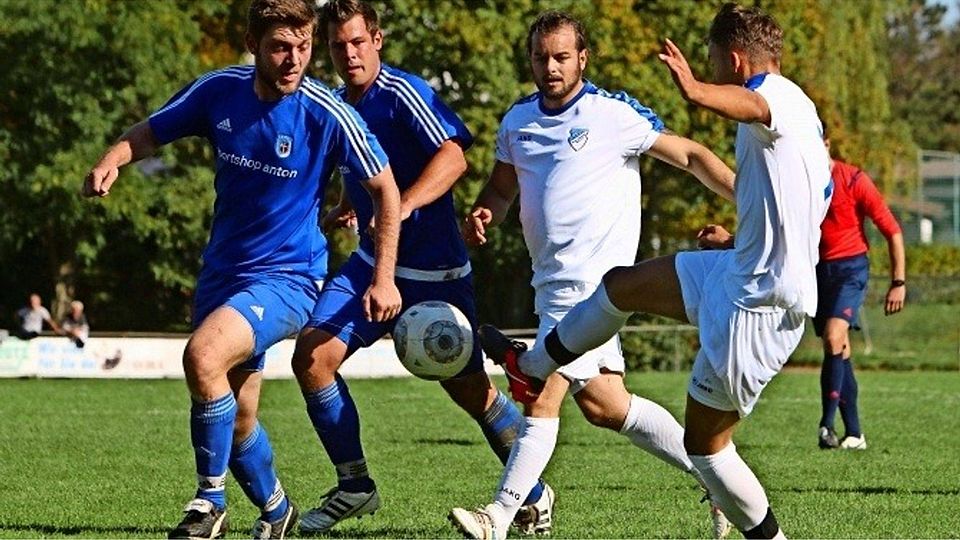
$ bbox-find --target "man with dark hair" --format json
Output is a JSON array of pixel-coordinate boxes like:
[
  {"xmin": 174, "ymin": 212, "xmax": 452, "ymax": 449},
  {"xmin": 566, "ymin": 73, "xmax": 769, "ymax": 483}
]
[
  {"xmin": 83, "ymin": 0, "xmax": 401, "ymax": 538},
  {"xmin": 292, "ymin": 0, "xmax": 553, "ymax": 535},
  {"xmin": 481, "ymin": 3, "xmax": 832, "ymax": 538},
  {"xmin": 814, "ymin": 121, "xmax": 905, "ymax": 450},
  {"xmin": 450, "ymin": 9, "xmax": 738, "ymax": 540}
]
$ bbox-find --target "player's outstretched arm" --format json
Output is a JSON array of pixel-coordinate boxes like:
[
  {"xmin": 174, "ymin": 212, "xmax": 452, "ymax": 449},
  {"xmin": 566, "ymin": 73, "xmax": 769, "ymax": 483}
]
[
  {"xmin": 398, "ymin": 140, "xmax": 468, "ymax": 220},
  {"xmin": 83, "ymin": 120, "xmax": 160, "ymax": 198},
  {"xmin": 463, "ymin": 160, "xmax": 519, "ymax": 246},
  {"xmin": 658, "ymin": 39, "xmax": 770, "ymax": 126},
  {"xmin": 647, "ymin": 133, "xmax": 736, "ymax": 202},
  {"xmin": 362, "ymin": 165, "xmax": 402, "ymax": 322}
]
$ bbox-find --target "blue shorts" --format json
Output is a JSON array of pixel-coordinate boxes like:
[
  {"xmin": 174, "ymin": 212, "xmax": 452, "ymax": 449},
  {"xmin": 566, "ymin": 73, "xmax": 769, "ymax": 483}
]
[
  {"xmin": 813, "ymin": 254, "xmax": 869, "ymax": 336},
  {"xmin": 194, "ymin": 271, "xmax": 321, "ymax": 371},
  {"xmin": 308, "ymin": 253, "xmax": 484, "ymax": 378}
]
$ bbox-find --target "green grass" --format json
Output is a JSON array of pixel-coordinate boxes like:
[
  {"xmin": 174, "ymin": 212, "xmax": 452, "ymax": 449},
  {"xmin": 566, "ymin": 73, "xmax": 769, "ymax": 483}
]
[
  {"xmin": 790, "ymin": 303, "xmax": 960, "ymax": 370},
  {"xmin": 1, "ymin": 372, "xmax": 959, "ymax": 538}
]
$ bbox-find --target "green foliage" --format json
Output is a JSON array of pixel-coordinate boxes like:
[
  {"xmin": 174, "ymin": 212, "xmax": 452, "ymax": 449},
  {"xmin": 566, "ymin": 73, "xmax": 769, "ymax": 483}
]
[
  {"xmin": 1, "ymin": 374, "xmax": 959, "ymax": 537},
  {"xmin": 1, "ymin": 0, "xmax": 943, "ymax": 330}
]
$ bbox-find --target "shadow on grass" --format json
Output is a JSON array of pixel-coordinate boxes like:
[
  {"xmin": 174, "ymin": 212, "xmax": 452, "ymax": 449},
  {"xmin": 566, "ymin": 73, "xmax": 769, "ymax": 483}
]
[
  {"xmin": 0, "ymin": 524, "xmax": 169, "ymax": 536},
  {"xmin": 305, "ymin": 525, "xmax": 448, "ymax": 538},
  {"xmin": 412, "ymin": 437, "xmax": 478, "ymax": 446},
  {"xmin": 779, "ymin": 486, "xmax": 960, "ymax": 496}
]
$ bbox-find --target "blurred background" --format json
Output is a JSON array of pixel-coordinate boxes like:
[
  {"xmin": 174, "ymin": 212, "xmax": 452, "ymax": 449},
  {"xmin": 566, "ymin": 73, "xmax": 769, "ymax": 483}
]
[{"xmin": 1, "ymin": 0, "xmax": 957, "ymax": 370}]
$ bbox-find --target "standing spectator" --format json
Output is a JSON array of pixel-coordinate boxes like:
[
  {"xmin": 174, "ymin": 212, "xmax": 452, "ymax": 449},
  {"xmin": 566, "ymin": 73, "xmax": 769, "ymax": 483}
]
[
  {"xmin": 61, "ymin": 300, "xmax": 90, "ymax": 348},
  {"xmin": 15, "ymin": 293, "xmax": 61, "ymax": 340},
  {"xmin": 814, "ymin": 122, "xmax": 906, "ymax": 451}
]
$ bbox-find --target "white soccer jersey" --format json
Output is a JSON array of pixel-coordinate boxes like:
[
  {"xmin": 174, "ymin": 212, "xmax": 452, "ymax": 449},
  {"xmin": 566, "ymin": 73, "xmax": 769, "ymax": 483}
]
[
  {"xmin": 495, "ymin": 82, "xmax": 663, "ymax": 288},
  {"xmin": 725, "ymin": 73, "xmax": 832, "ymax": 316}
]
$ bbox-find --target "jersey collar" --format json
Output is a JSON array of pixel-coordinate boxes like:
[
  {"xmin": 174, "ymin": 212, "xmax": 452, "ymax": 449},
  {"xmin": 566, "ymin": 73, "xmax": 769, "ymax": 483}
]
[{"xmin": 538, "ymin": 80, "xmax": 592, "ymax": 116}]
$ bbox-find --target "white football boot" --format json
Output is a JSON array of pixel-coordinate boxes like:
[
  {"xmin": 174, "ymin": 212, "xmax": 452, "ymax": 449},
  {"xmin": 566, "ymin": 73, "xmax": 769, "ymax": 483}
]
[
  {"xmin": 839, "ymin": 434, "xmax": 867, "ymax": 450},
  {"xmin": 449, "ymin": 506, "xmax": 503, "ymax": 540}
]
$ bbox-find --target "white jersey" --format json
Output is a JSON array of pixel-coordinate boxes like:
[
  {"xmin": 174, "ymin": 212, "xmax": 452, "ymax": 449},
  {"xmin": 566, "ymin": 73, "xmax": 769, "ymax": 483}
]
[
  {"xmin": 725, "ymin": 73, "xmax": 832, "ymax": 316},
  {"xmin": 495, "ymin": 82, "xmax": 663, "ymax": 288}
]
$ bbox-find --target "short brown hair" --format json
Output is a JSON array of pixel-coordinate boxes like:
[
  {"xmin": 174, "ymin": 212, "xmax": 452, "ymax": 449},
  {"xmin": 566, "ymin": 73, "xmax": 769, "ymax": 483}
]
[
  {"xmin": 319, "ymin": 0, "xmax": 380, "ymax": 40},
  {"xmin": 708, "ymin": 3, "xmax": 783, "ymax": 64},
  {"xmin": 526, "ymin": 10, "xmax": 588, "ymax": 55},
  {"xmin": 247, "ymin": 0, "xmax": 317, "ymax": 43}
]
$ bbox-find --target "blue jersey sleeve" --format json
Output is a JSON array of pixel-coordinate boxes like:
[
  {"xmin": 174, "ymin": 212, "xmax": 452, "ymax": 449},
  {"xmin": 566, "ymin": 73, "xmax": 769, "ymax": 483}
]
[
  {"xmin": 148, "ymin": 74, "xmax": 215, "ymax": 144},
  {"xmin": 382, "ymin": 71, "xmax": 474, "ymax": 154},
  {"xmin": 333, "ymin": 100, "xmax": 389, "ymax": 183}
]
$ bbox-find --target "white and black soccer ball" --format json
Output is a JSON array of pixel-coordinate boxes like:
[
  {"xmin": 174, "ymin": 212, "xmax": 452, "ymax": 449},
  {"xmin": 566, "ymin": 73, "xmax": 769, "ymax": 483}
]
[{"xmin": 393, "ymin": 301, "xmax": 473, "ymax": 381}]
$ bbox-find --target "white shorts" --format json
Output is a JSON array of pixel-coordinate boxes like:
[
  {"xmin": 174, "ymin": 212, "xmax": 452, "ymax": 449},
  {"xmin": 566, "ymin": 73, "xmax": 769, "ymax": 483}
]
[
  {"xmin": 535, "ymin": 280, "xmax": 625, "ymax": 394},
  {"xmin": 676, "ymin": 251, "xmax": 805, "ymax": 417}
]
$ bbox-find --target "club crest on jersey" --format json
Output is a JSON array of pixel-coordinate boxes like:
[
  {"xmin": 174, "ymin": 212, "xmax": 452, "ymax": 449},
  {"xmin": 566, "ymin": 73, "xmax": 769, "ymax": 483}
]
[
  {"xmin": 568, "ymin": 128, "xmax": 589, "ymax": 151},
  {"xmin": 275, "ymin": 134, "xmax": 292, "ymax": 158}
]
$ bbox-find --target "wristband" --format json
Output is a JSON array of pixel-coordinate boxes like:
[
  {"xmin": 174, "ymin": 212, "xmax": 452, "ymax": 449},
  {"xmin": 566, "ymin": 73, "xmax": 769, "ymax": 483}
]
[{"xmin": 890, "ymin": 279, "xmax": 905, "ymax": 288}]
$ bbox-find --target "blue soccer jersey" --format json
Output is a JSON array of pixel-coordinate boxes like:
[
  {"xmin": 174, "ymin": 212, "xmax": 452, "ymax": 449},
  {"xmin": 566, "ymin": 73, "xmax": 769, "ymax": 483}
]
[
  {"xmin": 335, "ymin": 64, "xmax": 474, "ymax": 271},
  {"xmin": 149, "ymin": 65, "xmax": 388, "ymax": 280}
]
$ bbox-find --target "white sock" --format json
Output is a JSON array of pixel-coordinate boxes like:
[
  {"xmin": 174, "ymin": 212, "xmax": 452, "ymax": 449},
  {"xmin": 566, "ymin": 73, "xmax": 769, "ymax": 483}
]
[
  {"xmin": 489, "ymin": 417, "xmax": 560, "ymax": 531},
  {"xmin": 689, "ymin": 443, "xmax": 771, "ymax": 532},
  {"xmin": 521, "ymin": 283, "xmax": 631, "ymax": 380},
  {"xmin": 620, "ymin": 394, "xmax": 695, "ymax": 474}
]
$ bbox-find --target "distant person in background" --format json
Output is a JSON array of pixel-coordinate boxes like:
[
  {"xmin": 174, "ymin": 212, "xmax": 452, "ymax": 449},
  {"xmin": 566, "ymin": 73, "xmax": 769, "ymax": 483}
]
[
  {"xmin": 61, "ymin": 300, "xmax": 90, "ymax": 348},
  {"xmin": 15, "ymin": 293, "xmax": 61, "ymax": 340},
  {"xmin": 815, "ymin": 121, "xmax": 906, "ymax": 451}
]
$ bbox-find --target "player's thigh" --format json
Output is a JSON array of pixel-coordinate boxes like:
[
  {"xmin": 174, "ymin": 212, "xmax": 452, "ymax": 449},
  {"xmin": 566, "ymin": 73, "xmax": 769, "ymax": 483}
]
[
  {"xmin": 573, "ymin": 371, "xmax": 632, "ymax": 430},
  {"xmin": 684, "ymin": 393, "xmax": 740, "ymax": 455},
  {"xmin": 603, "ymin": 254, "xmax": 687, "ymax": 321},
  {"xmin": 292, "ymin": 326, "xmax": 349, "ymax": 392},
  {"xmin": 307, "ymin": 255, "xmax": 391, "ymax": 358},
  {"xmin": 185, "ymin": 306, "xmax": 256, "ymax": 377}
]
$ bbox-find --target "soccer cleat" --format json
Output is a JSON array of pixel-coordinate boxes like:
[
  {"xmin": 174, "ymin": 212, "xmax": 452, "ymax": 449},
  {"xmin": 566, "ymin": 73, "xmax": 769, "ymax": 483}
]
[
  {"xmin": 818, "ymin": 426, "xmax": 840, "ymax": 449},
  {"xmin": 299, "ymin": 487, "xmax": 380, "ymax": 535},
  {"xmin": 513, "ymin": 482, "xmax": 554, "ymax": 535},
  {"xmin": 252, "ymin": 501, "xmax": 298, "ymax": 539},
  {"xmin": 168, "ymin": 498, "xmax": 229, "ymax": 540},
  {"xmin": 701, "ymin": 492, "xmax": 732, "ymax": 540},
  {"xmin": 449, "ymin": 506, "xmax": 503, "ymax": 540},
  {"xmin": 478, "ymin": 324, "xmax": 544, "ymax": 403},
  {"xmin": 839, "ymin": 434, "xmax": 867, "ymax": 450}
]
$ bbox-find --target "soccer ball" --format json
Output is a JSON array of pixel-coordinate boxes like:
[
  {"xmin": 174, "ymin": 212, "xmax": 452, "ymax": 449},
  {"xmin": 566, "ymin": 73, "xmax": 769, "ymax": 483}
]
[{"xmin": 393, "ymin": 301, "xmax": 474, "ymax": 381}]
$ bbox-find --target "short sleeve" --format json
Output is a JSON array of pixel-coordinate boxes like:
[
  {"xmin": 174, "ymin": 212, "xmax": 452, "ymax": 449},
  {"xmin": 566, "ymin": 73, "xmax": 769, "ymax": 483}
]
[
  {"xmin": 148, "ymin": 75, "xmax": 213, "ymax": 144},
  {"xmin": 494, "ymin": 121, "xmax": 513, "ymax": 165},
  {"xmin": 391, "ymin": 74, "xmax": 474, "ymax": 154},
  {"xmin": 608, "ymin": 91, "xmax": 664, "ymax": 156},
  {"xmin": 331, "ymin": 102, "xmax": 389, "ymax": 184}
]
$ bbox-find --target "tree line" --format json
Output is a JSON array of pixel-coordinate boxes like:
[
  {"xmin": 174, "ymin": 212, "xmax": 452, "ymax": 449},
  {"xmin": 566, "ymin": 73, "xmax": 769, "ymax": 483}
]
[{"xmin": 1, "ymin": 0, "xmax": 957, "ymax": 332}]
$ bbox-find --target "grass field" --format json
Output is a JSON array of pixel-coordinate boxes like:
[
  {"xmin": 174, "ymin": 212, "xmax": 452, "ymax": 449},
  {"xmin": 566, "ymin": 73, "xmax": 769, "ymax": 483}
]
[{"xmin": 1, "ymin": 372, "xmax": 958, "ymax": 538}]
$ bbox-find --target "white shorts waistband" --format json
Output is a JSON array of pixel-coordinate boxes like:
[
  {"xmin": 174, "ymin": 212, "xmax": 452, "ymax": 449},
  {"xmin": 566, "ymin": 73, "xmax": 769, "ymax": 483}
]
[{"xmin": 356, "ymin": 247, "xmax": 471, "ymax": 282}]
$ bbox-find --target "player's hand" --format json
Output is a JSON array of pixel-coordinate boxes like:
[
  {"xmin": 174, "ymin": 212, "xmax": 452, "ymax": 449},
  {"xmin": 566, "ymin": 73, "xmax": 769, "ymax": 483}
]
[
  {"xmin": 321, "ymin": 204, "xmax": 358, "ymax": 234},
  {"xmin": 658, "ymin": 38, "xmax": 702, "ymax": 102},
  {"xmin": 884, "ymin": 284, "xmax": 905, "ymax": 315},
  {"xmin": 83, "ymin": 165, "xmax": 119, "ymax": 198},
  {"xmin": 363, "ymin": 280, "xmax": 402, "ymax": 322},
  {"xmin": 462, "ymin": 208, "xmax": 493, "ymax": 246},
  {"xmin": 697, "ymin": 224, "xmax": 734, "ymax": 250}
]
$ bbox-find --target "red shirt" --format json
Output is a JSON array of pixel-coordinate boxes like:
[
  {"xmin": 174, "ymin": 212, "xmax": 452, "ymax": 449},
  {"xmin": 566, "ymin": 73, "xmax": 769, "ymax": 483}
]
[{"xmin": 819, "ymin": 160, "xmax": 901, "ymax": 261}]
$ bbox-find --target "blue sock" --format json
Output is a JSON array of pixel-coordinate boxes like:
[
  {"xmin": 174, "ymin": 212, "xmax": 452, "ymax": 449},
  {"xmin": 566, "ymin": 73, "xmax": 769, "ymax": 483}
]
[
  {"xmin": 191, "ymin": 392, "xmax": 237, "ymax": 510},
  {"xmin": 229, "ymin": 422, "xmax": 289, "ymax": 522},
  {"xmin": 478, "ymin": 391, "xmax": 545, "ymax": 506},
  {"xmin": 819, "ymin": 353, "xmax": 845, "ymax": 429},
  {"xmin": 304, "ymin": 374, "xmax": 374, "ymax": 493},
  {"xmin": 839, "ymin": 359, "xmax": 861, "ymax": 437}
]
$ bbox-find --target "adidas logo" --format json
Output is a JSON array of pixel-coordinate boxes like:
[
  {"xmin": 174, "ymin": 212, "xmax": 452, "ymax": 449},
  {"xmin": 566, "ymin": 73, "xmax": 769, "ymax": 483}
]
[
  {"xmin": 217, "ymin": 118, "xmax": 232, "ymax": 132},
  {"xmin": 250, "ymin": 305, "xmax": 264, "ymax": 321}
]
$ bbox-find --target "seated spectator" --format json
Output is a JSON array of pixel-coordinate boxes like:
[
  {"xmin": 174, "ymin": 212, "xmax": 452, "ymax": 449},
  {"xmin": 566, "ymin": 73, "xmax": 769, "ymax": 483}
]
[
  {"xmin": 61, "ymin": 300, "xmax": 90, "ymax": 348},
  {"xmin": 15, "ymin": 293, "xmax": 61, "ymax": 340}
]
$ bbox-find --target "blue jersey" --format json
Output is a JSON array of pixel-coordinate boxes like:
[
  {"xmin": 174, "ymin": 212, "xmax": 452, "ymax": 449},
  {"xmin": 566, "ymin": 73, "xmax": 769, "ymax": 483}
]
[
  {"xmin": 335, "ymin": 64, "xmax": 474, "ymax": 271},
  {"xmin": 149, "ymin": 65, "xmax": 388, "ymax": 280}
]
